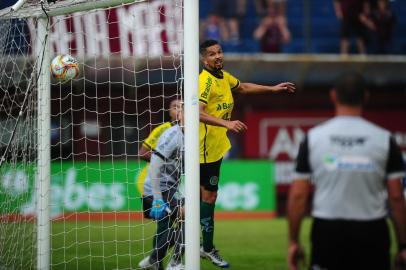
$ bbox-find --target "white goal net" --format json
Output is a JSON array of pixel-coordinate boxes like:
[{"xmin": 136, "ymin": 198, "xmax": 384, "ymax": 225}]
[
  {"xmin": 0, "ymin": 13, "xmax": 38, "ymax": 270},
  {"xmin": 0, "ymin": 0, "xmax": 187, "ymax": 269}
]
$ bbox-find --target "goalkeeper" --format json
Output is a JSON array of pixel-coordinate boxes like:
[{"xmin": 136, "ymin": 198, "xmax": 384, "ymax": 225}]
[
  {"xmin": 137, "ymin": 99, "xmax": 183, "ymax": 195},
  {"xmin": 138, "ymin": 105, "xmax": 185, "ymax": 270}
]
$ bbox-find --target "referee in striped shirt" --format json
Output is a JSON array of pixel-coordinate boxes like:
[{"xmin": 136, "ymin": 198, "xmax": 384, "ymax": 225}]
[{"xmin": 287, "ymin": 72, "xmax": 406, "ymax": 270}]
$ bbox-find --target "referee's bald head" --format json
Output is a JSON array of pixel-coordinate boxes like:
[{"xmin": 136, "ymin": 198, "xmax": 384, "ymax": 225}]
[{"xmin": 334, "ymin": 72, "xmax": 367, "ymax": 106}]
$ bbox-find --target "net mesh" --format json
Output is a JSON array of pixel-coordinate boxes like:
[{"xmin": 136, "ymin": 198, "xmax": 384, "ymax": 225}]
[
  {"xmin": 0, "ymin": 0, "xmax": 184, "ymax": 269},
  {"xmin": 0, "ymin": 16, "xmax": 38, "ymax": 270}
]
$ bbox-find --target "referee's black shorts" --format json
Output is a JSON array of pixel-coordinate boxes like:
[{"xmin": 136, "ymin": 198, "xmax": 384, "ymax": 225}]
[{"xmin": 310, "ymin": 217, "xmax": 390, "ymax": 270}]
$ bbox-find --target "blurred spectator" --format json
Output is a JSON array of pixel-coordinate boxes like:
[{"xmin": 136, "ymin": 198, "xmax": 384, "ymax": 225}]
[
  {"xmin": 367, "ymin": 0, "xmax": 378, "ymax": 10},
  {"xmin": 333, "ymin": 0, "xmax": 369, "ymax": 54},
  {"xmin": 211, "ymin": 0, "xmax": 246, "ymax": 44},
  {"xmin": 200, "ymin": 13, "xmax": 228, "ymax": 43},
  {"xmin": 271, "ymin": 0, "xmax": 288, "ymax": 16},
  {"xmin": 360, "ymin": 0, "xmax": 396, "ymax": 54},
  {"xmin": 254, "ymin": 0, "xmax": 269, "ymax": 17},
  {"xmin": 253, "ymin": 4, "xmax": 291, "ymax": 53},
  {"xmin": 253, "ymin": 0, "xmax": 288, "ymax": 17}
]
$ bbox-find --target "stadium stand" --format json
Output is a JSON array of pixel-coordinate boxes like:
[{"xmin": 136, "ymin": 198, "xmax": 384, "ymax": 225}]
[{"xmin": 200, "ymin": 0, "xmax": 406, "ymax": 54}]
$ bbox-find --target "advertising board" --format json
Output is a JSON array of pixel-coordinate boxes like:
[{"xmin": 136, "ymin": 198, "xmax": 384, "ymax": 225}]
[
  {"xmin": 0, "ymin": 160, "xmax": 276, "ymax": 219},
  {"xmin": 244, "ymin": 111, "xmax": 406, "ymax": 185}
]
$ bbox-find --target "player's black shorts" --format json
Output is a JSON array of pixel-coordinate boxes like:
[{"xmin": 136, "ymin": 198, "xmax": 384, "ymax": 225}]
[
  {"xmin": 142, "ymin": 186, "xmax": 183, "ymax": 219},
  {"xmin": 310, "ymin": 217, "xmax": 390, "ymax": 270},
  {"xmin": 200, "ymin": 158, "xmax": 222, "ymax": 192}
]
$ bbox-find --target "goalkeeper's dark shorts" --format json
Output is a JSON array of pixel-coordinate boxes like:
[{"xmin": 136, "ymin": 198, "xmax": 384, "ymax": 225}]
[
  {"xmin": 200, "ymin": 158, "xmax": 222, "ymax": 191},
  {"xmin": 310, "ymin": 217, "xmax": 390, "ymax": 270},
  {"xmin": 141, "ymin": 186, "xmax": 183, "ymax": 219}
]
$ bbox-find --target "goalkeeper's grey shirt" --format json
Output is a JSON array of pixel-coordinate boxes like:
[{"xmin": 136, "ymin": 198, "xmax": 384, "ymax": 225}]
[
  {"xmin": 143, "ymin": 124, "xmax": 184, "ymax": 196},
  {"xmin": 294, "ymin": 116, "xmax": 405, "ymax": 220}
]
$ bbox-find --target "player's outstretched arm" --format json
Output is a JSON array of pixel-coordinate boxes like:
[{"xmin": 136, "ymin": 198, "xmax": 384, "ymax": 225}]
[
  {"xmin": 287, "ymin": 179, "xmax": 310, "ymax": 270},
  {"xmin": 236, "ymin": 82, "xmax": 296, "ymax": 94},
  {"xmin": 149, "ymin": 154, "xmax": 164, "ymax": 201},
  {"xmin": 199, "ymin": 103, "xmax": 247, "ymax": 133},
  {"xmin": 387, "ymin": 178, "xmax": 406, "ymax": 269},
  {"xmin": 148, "ymin": 154, "xmax": 171, "ymax": 220}
]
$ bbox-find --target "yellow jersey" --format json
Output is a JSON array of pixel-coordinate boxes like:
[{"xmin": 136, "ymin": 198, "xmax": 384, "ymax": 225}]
[
  {"xmin": 137, "ymin": 122, "xmax": 173, "ymax": 195},
  {"xmin": 199, "ymin": 68, "xmax": 240, "ymax": 163},
  {"xmin": 143, "ymin": 122, "xmax": 173, "ymax": 150}
]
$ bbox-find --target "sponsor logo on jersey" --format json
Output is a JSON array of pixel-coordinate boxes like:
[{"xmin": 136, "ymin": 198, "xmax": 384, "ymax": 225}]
[
  {"xmin": 216, "ymin": 102, "xmax": 234, "ymax": 111},
  {"xmin": 201, "ymin": 77, "xmax": 212, "ymax": 99},
  {"xmin": 323, "ymin": 154, "xmax": 376, "ymax": 171},
  {"xmin": 330, "ymin": 135, "xmax": 367, "ymax": 147}
]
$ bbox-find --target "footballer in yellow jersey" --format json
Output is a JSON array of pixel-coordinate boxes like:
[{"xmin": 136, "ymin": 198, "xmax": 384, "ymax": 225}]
[
  {"xmin": 198, "ymin": 40, "xmax": 295, "ymax": 267},
  {"xmin": 136, "ymin": 99, "xmax": 182, "ymax": 195},
  {"xmin": 199, "ymin": 68, "xmax": 239, "ymax": 163}
]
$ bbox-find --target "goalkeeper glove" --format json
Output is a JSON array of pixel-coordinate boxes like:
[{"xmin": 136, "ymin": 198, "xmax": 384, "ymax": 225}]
[{"xmin": 150, "ymin": 199, "xmax": 170, "ymax": 220}]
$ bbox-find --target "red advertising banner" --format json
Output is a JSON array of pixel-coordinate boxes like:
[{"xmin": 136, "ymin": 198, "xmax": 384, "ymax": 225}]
[
  {"xmin": 26, "ymin": 1, "xmax": 182, "ymax": 58},
  {"xmin": 244, "ymin": 111, "xmax": 406, "ymax": 184}
]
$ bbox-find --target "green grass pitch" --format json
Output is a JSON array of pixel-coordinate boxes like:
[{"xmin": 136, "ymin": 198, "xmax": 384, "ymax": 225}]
[{"xmin": 48, "ymin": 218, "xmax": 398, "ymax": 270}]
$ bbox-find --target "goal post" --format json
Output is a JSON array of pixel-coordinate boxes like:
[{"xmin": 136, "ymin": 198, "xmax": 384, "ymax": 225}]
[
  {"xmin": 36, "ymin": 16, "xmax": 51, "ymax": 270},
  {"xmin": 183, "ymin": 0, "xmax": 200, "ymax": 270},
  {"xmin": 0, "ymin": 0, "xmax": 200, "ymax": 269}
]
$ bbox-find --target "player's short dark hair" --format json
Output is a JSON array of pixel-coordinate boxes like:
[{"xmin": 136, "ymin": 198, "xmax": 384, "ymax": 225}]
[
  {"xmin": 334, "ymin": 72, "xmax": 367, "ymax": 106},
  {"xmin": 199, "ymin": 40, "xmax": 219, "ymax": 56}
]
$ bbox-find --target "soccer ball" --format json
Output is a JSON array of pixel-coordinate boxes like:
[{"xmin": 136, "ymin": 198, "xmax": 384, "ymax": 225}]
[{"xmin": 50, "ymin": 54, "xmax": 79, "ymax": 82}]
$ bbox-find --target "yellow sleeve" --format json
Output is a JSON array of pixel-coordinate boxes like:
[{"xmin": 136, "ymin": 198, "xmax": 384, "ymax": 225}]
[
  {"xmin": 226, "ymin": 71, "xmax": 240, "ymax": 91},
  {"xmin": 143, "ymin": 122, "xmax": 171, "ymax": 150},
  {"xmin": 199, "ymin": 73, "xmax": 213, "ymax": 104}
]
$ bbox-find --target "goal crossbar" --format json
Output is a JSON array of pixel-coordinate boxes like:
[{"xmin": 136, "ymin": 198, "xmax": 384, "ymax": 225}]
[{"xmin": 0, "ymin": 0, "xmax": 145, "ymax": 18}]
